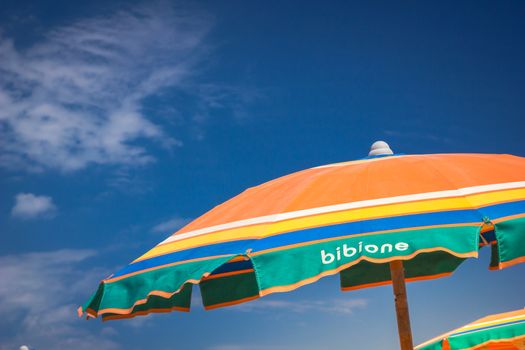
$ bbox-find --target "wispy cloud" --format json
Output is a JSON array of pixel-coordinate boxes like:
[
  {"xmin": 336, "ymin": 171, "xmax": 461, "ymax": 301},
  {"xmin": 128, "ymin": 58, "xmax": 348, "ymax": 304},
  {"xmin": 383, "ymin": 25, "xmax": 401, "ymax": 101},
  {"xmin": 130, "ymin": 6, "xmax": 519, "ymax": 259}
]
[
  {"xmin": 0, "ymin": 4, "xmax": 210, "ymax": 172},
  {"xmin": 231, "ymin": 298, "xmax": 368, "ymax": 315},
  {"xmin": 151, "ymin": 216, "xmax": 192, "ymax": 234},
  {"xmin": 11, "ymin": 193, "xmax": 57, "ymax": 219},
  {"xmin": 0, "ymin": 249, "xmax": 117, "ymax": 350}
]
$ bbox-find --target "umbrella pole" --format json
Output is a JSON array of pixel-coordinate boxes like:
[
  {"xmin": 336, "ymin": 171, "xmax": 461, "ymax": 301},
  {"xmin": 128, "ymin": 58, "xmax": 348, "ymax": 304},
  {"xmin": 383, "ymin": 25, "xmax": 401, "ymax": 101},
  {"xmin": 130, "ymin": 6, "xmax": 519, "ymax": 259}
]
[{"xmin": 389, "ymin": 260, "xmax": 414, "ymax": 350}]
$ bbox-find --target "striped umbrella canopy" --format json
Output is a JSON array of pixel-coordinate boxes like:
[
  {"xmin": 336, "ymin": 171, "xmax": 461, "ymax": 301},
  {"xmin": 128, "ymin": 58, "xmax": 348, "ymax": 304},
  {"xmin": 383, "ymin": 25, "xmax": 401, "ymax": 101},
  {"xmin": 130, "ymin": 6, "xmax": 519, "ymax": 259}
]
[
  {"xmin": 80, "ymin": 142, "xmax": 525, "ymax": 349},
  {"xmin": 416, "ymin": 308, "xmax": 525, "ymax": 350}
]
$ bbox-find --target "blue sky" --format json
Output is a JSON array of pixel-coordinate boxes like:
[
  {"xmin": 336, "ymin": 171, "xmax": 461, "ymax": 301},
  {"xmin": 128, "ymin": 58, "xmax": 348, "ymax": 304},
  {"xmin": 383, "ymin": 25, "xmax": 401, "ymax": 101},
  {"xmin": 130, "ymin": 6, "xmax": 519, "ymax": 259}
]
[{"xmin": 1, "ymin": 1, "xmax": 525, "ymax": 349}]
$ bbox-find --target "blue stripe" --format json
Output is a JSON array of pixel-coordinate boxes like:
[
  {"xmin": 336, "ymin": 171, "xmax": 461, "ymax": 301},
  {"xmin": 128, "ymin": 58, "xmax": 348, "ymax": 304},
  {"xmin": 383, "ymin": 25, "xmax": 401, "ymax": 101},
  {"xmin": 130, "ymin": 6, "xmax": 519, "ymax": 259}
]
[
  {"xmin": 112, "ymin": 200, "xmax": 525, "ymax": 278},
  {"xmin": 112, "ymin": 240, "xmax": 250, "ymax": 278},
  {"xmin": 479, "ymin": 199, "xmax": 525, "ymax": 220},
  {"xmin": 250, "ymin": 208, "xmax": 480, "ymax": 252}
]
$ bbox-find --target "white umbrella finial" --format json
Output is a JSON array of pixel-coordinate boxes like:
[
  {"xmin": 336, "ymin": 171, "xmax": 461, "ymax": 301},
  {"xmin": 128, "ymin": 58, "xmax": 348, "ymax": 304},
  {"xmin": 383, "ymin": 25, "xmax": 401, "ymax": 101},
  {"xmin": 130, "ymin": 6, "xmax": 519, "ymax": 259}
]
[{"xmin": 368, "ymin": 141, "xmax": 394, "ymax": 156}]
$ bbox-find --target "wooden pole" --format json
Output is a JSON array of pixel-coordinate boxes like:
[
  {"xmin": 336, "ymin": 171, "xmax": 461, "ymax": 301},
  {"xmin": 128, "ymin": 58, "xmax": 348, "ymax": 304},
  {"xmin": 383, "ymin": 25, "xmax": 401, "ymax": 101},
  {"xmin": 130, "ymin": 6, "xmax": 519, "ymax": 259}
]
[{"xmin": 389, "ymin": 260, "xmax": 414, "ymax": 350}]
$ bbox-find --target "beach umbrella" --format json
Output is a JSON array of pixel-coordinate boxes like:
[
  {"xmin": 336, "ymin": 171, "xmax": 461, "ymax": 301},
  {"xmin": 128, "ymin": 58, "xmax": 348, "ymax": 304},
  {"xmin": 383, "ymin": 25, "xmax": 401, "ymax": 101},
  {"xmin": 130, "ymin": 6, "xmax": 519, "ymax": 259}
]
[
  {"xmin": 415, "ymin": 308, "xmax": 525, "ymax": 350},
  {"xmin": 80, "ymin": 142, "xmax": 525, "ymax": 350}
]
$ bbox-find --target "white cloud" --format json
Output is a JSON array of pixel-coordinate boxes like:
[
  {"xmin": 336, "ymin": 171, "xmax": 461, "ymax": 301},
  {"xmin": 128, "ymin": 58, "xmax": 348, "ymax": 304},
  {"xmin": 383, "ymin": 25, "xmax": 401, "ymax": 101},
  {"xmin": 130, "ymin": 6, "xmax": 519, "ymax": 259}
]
[
  {"xmin": 11, "ymin": 193, "xmax": 57, "ymax": 219},
  {"xmin": 231, "ymin": 298, "xmax": 368, "ymax": 315},
  {"xmin": 0, "ymin": 249, "xmax": 117, "ymax": 350},
  {"xmin": 0, "ymin": 4, "xmax": 210, "ymax": 172},
  {"xmin": 151, "ymin": 216, "xmax": 192, "ymax": 233}
]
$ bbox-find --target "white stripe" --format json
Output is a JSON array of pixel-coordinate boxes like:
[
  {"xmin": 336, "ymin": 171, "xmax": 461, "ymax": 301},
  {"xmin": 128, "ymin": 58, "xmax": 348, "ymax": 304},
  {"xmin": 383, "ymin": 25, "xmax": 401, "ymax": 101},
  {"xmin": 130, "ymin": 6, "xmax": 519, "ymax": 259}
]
[
  {"xmin": 312, "ymin": 154, "xmax": 409, "ymax": 169},
  {"xmin": 160, "ymin": 181, "xmax": 525, "ymax": 245}
]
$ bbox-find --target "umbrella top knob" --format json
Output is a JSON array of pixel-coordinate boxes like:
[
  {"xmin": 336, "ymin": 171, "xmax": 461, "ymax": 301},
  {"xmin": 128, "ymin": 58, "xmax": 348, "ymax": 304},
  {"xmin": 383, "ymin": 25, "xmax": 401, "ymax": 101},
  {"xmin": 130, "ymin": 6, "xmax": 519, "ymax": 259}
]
[{"xmin": 368, "ymin": 141, "xmax": 394, "ymax": 156}]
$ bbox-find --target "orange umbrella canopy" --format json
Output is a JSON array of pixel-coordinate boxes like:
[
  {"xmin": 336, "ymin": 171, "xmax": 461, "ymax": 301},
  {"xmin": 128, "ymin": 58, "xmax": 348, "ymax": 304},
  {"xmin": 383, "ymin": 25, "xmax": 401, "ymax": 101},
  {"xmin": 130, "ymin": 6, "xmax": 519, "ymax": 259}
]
[{"xmin": 81, "ymin": 151, "xmax": 525, "ymax": 321}]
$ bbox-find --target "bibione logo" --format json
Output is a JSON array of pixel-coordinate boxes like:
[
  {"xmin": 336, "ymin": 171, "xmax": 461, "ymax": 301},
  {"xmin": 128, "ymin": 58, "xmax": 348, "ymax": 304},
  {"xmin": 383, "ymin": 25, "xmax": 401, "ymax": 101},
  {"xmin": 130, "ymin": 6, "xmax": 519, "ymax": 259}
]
[{"xmin": 320, "ymin": 241, "xmax": 410, "ymax": 265}]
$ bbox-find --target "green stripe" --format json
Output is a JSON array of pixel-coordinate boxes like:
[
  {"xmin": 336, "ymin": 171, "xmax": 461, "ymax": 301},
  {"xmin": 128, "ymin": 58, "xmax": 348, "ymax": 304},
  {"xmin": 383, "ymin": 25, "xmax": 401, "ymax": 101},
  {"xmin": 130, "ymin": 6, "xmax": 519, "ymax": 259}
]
[
  {"xmin": 489, "ymin": 243, "xmax": 499, "ymax": 269},
  {"xmin": 83, "ymin": 254, "xmax": 236, "ymax": 314},
  {"xmin": 83, "ymin": 225, "xmax": 482, "ymax": 318},
  {"xmin": 449, "ymin": 321, "xmax": 525, "ymax": 349},
  {"xmin": 495, "ymin": 216, "xmax": 525, "ymax": 266},
  {"xmin": 200, "ymin": 272, "xmax": 259, "ymax": 308},
  {"xmin": 251, "ymin": 226, "xmax": 479, "ymax": 293},
  {"xmin": 340, "ymin": 251, "xmax": 465, "ymax": 290},
  {"xmin": 102, "ymin": 284, "xmax": 192, "ymax": 320}
]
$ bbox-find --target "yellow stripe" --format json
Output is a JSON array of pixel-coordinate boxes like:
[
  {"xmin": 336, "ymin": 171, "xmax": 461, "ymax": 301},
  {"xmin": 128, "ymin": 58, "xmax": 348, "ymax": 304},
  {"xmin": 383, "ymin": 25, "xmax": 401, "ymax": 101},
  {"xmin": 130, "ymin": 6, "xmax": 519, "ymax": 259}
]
[{"xmin": 136, "ymin": 188, "xmax": 525, "ymax": 262}]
